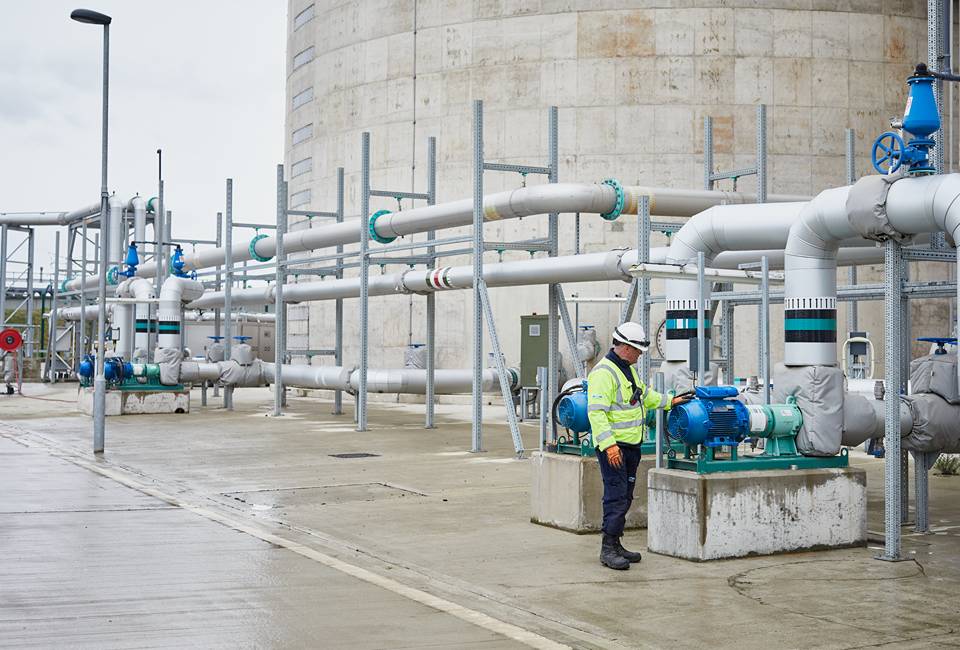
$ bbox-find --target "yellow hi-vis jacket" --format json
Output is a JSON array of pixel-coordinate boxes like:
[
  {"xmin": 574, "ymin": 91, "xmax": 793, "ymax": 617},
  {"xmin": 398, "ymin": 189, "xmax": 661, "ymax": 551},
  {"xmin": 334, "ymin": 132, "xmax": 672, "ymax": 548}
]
[{"xmin": 587, "ymin": 356, "xmax": 673, "ymax": 451}]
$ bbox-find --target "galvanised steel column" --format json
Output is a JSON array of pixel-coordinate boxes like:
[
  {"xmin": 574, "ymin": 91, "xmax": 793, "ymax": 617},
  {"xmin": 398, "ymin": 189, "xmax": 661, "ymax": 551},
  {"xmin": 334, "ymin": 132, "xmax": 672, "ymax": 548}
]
[
  {"xmin": 913, "ymin": 450, "xmax": 931, "ymax": 533},
  {"xmin": 547, "ymin": 106, "xmax": 560, "ymax": 416},
  {"xmin": 703, "ymin": 116, "xmax": 714, "ymax": 190},
  {"xmin": 92, "ymin": 19, "xmax": 110, "ymax": 454},
  {"xmin": 761, "ymin": 255, "xmax": 771, "ymax": 403},
  {"xmin": 65, "ymin": 225, "xmax": 78, "ymax": 375},
  {"xmin": 901, "ymin": 259, "xmax": 911, "ymax": 523},
  {"xmin": 79, "ymin": 221, "xmax": 88, "ymax": 356},
  {"xmin": 152, "ymin": 180, "xmax": 164, "ymax": 358},
  {"xmin": 333, "ymin": 166, "xmax": 345, "ymax": 416},
  {"xmin": 638, "ymin": 195, "xmax": 651, "ymax": 382},
  {"xmin": 357, "ymin": 132, "xmax": 371, "ymax": 432},
  {"xmin": 0, "ymin": 225, "xmax": 6, "ymax": 326},
  {"xmin": 930, "ymin": 0, "xmax": 944, "ymax": 174},
  {"xmin": 654, "ymin": 372, "xmax": 665, "ymax": 468},
  {"xmin": 26, "ymin": 228, "xmax": 35, "ymax": 357},
  {"xmin": 721, "ymin": 293, "xmax": 734, "ymax": 382},
  {"xmin": 573, "ymin": 213, "xmax": 580, "ymax": 330},
  {"xmin": 471, "ymin": 100, "xmax": 484, "ymax": 453},
  {"xmin": 881, "ymin": 238, "xmax": 903, "ymax": 561},
  {"xmin": 755, "ymin": 105, "xmax": 767, "ymax": 379},
  {"xmin": 425, "ymin": 137, "xmax": 437, "ymax": 429},
  {"xmin": 47, "ymin": 231, "xmax": 61, "ymax": 382},
  {"xmin": 224, "ymin": 179, "xmax": 234, "ymax": 411},
  {"xmin": 846, "ymin": 129, "xmax": 858, "ymax": 331},
  {"xmin": 273, "ymin": 164, "xmax": 287, "ymax": 417},
  {"xmin": 696, "ymin": 251, "xmax": 706, "ymax": 386},
  {"xmin": 756, "ymin": 104, "xmax": 767, "ymax": 203},
  {"xmin": 213, "ymin": 211, "xmax": 222, "ymax": 398}
]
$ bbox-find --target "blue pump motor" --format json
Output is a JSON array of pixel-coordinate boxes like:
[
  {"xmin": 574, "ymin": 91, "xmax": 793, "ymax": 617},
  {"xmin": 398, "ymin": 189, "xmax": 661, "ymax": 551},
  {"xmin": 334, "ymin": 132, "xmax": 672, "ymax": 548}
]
[
  {"xmin": 556, "ymin": 381, "xmax": 591, "ymax": 434},
  {"xmin": 667, "ymin": 385, "xmax": 750, "ymax": 448}
]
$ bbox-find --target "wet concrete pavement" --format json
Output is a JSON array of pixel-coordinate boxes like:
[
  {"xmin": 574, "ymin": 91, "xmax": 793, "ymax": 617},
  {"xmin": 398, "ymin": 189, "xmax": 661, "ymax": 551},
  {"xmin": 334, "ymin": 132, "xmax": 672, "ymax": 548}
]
[{"xmin": 2, "ymin": 384, "xmax": 959, "ymax": 649}]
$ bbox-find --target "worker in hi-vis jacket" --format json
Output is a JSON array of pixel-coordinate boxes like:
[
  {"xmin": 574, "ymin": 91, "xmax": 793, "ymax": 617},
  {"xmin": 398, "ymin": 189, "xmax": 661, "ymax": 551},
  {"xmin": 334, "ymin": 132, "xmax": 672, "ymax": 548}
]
[{"xmin": 587, "ymin": 322, "xmax": 693, "ymax": 570}]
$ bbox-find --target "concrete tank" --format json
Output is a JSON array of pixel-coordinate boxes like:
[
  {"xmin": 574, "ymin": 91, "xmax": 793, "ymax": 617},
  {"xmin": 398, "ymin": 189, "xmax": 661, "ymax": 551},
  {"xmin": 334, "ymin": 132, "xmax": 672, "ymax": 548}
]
[{"xmin": 285, "ymin": 1, "xmax": 931, "ymax": 383}]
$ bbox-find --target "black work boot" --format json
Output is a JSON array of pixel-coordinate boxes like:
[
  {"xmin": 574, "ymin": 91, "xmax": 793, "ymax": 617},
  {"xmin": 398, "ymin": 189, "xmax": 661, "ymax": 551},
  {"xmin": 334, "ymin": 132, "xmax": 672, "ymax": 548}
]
[
  {"xmin": 600, "ymin": 533, "xmax": 630, "ymax": 570},
  {"xmin": 615, "ymin": 537, "xmax": 642, "ymax": 563}
]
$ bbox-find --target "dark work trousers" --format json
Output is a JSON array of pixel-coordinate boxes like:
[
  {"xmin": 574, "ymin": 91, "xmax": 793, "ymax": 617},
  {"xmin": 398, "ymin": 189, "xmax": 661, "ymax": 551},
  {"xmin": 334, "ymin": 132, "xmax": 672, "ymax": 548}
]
[{"xmin": 596, "ymin": 444, "xmax": 642, "ymax": 536}]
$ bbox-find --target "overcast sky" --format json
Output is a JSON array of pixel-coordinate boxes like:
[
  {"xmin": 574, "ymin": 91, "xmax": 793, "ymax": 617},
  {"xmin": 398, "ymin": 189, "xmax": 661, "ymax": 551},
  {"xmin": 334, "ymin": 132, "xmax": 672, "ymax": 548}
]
[{"xmin": 0, "ymin": 1, "xmax": 286, "ymax": 281}]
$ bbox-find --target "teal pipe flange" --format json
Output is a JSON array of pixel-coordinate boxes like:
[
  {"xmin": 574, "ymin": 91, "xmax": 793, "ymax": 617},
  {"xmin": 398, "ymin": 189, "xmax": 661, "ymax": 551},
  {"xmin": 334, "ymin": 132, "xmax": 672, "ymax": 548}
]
[
  {"xmin": 369, "ymin": 209, "xmax": 396, "ymax": 244},
  {"xmin": 249, "ymin": 233, "xmax": 272, "ymax": 262},
  {"xmin": 106, "ymin": 266, "xmax": 120, "ymax": 286},
  {"xmin": 59, "ymin": 277, "xmax": 71, "ymax": 293},
  {"xmin": 600, "ymin": 178, "xmax": 625, "ymax": 221}
]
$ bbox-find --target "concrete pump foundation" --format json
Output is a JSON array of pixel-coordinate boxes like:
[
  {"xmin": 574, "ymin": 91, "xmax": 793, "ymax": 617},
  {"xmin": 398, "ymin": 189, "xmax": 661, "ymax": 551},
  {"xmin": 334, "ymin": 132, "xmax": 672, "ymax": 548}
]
[
  {"xmin": 78, "ymin": 386, "xmax": 190, "ymax": 416},
  {"xmin": 647, "ymin": 467, "xmax": 867, "ymax": 561},
  {"xmin": 529, "ymin": 451, "xmax": 652, "ymax": 532}
]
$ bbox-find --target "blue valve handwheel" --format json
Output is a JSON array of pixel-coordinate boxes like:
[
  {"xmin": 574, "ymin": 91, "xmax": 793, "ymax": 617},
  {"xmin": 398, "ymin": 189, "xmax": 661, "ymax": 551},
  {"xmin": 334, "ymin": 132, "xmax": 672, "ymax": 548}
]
[{"xmin": 871, "ymin": 132, "xmax": 905, "ymax": 175}]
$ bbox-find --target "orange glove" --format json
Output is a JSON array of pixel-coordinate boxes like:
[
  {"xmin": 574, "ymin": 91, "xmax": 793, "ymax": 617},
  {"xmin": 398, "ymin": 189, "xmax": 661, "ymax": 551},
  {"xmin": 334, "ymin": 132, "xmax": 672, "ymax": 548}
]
[{"xmin": 605, "ymin": 444, "xmax": 623, "ymax": 469}]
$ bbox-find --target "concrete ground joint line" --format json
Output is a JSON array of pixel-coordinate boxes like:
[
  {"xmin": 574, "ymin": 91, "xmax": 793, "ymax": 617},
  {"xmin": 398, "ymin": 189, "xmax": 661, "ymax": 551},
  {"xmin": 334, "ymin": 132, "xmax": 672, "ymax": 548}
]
[{"xmin": 0, "ymin": 424, "xmax": 574, "ymax": 650}]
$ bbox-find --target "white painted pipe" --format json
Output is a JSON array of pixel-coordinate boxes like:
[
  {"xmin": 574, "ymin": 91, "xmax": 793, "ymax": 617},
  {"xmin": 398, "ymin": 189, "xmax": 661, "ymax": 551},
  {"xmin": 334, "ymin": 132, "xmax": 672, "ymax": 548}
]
[
  {"xmin": 129, "ymin": 196, "xmax": 147, "ymax": 249},
  {"xmin": 183, "ymin": 310, "xmax": 275, "ymax": 323},
  {"xmin": 179, "ymin": 361, "xmax": 224, "ymax": 383},
  {"xmin": 61, "ymin": 184, "xmax": 807, "ymax": 291},
  {"xmin": 0, "ymin": 203, "xmax": 100, "ymax": 226},
  {"xmin": 352, "ymin": 367, "xmax": 515, "ymax": 394},
  {"xmin": 189, "ymin": 244, "xmax": 890, "ymax": 310},
  {"xmin": 157, "ymin": 277, "xmax": 205, "ymax": 349},
  {"xmin": 128, "ymin": 277, "xmax": 155, "ymax": 361},
  {"xmin": 107, "ymin": 195, "xmax": 125, "ymax": 269},
  {"xmin": 261, "ymin": 362, "xmax": 353, "ymax": 391},
  {"xmin": 114, "ymin": 303, "xmax": 134, "ymax": 359}
]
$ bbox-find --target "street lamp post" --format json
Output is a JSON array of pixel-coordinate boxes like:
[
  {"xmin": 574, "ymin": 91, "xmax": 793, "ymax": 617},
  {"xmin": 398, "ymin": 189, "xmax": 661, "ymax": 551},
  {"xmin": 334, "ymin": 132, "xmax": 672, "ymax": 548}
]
[{"xmin": 71, "ymin": 8, "xmax": 112, "ymax": 453}]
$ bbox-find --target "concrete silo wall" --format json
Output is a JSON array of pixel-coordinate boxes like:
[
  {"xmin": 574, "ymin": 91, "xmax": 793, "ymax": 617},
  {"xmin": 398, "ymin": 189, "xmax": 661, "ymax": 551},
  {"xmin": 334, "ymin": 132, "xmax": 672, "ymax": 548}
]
[{"xmin": 285, "ymin": 1, "xmax": 933, "ymax": 384}]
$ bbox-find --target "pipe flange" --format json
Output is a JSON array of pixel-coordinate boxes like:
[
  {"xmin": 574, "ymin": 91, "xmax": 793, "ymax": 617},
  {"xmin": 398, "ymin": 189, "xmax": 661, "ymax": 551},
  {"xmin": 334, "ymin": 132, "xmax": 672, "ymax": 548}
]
[
  {"xmin": 106, "ymin": 266, "xmax": 120, "ymax": 286},
  {"xmin": 249, "ymin": 234, "xmax": 272, "ymax": 262},
  {"xmin": 59, "ymin": 278, "xmax": 71, "ymax": 293},
  {"xmin": 369, "ymin": 209, "xmax": 396, "ymax": 244},
  {"xmin": 600, "ymin": 178, "xmax": 625, "ymax": 221},
  {"xmin": 146, "ymin": 196, "xmax": 159, "ymax": 214}
]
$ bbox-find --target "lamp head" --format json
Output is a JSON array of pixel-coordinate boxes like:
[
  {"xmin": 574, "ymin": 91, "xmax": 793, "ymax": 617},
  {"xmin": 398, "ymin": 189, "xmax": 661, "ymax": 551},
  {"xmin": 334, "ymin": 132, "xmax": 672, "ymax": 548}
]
[{"xmin": 70, "ymin": 8, "xmax": 112, "ymax": 25}]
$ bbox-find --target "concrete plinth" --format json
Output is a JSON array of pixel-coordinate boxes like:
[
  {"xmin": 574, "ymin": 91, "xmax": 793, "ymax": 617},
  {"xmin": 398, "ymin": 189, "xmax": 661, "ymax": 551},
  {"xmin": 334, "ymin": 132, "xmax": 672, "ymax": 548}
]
[
  {"xmin": 78, "ymin": 388, "xmax": 190, "ymax": 416},
  {"xmin": 530, "ymin": 451, "xmax": 651, "ymax": 533},
  {"xmin": 647, "ymin": 467, "xmax": 867, "ymax": 561}
]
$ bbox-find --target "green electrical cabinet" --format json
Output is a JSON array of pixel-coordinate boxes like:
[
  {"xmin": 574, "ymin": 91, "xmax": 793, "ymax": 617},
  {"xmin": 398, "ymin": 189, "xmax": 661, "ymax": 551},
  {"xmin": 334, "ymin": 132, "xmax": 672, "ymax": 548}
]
[{"xmin": 520, "ymin": 314, "xmax": 553, "ymax": 388}]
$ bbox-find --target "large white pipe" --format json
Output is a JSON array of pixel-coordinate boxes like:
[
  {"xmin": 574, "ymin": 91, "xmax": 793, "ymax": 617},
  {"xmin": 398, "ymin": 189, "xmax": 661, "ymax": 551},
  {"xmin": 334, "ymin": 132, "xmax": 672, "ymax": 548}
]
[
  {"xmin": 662, "ymin": 203, "xmax": 808, "ymax": 360},
  {"xmin": 0, "ymin": 203, "xmax": 101, "ymax": 226},
  {"xmin": 261, "ymin": 363, "xmax": 353, "ymax": 391},
  {"xmin": 61, "ymin": 184, "xmax": 807, "ymax": 292},
  {"xmin": 352, "ymin": 367, "xmax": 515, "ymax": 394},
  {"xmin": 157, "ymin": 277, "xmax": 205, "ymax": 350},
  {"xmin": 260, "ymin": 363, "xmax": 515, "ymax": 394},
  {"xmin": 179, "ymin": 361, "xmax": 224, "ymax": 383},
  {"xmin": 107, "ymin": 195, "xmax": 125, "ymax": 269},
  {"xmin": 114, "ymin": 303, "xmax": 134, "ymax": 359},
  {"xmin": 127, "ymin": 277, "xmax": 155, "ymax": 361},
  {"xmin": 129, "ymin": 196, "xmax": 147, "ymax": 249},
  {"xmin": 189, "ymin": 244, "xmax": 889, "ymax": 310}
]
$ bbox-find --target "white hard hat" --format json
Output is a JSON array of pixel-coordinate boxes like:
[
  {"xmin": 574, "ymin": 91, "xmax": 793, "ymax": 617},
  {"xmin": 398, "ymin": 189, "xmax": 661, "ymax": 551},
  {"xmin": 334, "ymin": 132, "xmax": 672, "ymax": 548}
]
[{"xmin": 612, "ymin": 322, "xmax": 650, "ymax": 351}]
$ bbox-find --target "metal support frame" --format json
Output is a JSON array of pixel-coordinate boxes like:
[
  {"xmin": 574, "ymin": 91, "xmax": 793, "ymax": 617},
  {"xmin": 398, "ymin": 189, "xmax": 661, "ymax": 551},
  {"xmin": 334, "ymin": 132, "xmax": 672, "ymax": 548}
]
[
  {"xmin": 44, "ymin": 232, "xmax": 61, "ymax": 382},
  {"xmin": 547, "ymin": 106, "xmax": 560, "ymax": 422},
  {"xmin": 223, "ymin": 179, "xmax": 234, "ymax": 410},
  {"xmin": 696, "ymin": 252, "xmax": 707, "ymax": 385},
  {"xmin": 334, "ymin": 167, "xmax": 345, "ymax": 416},
  {"xmin": 760, "ymin": 255, "xmax": 771, "ymax": 403},
  {"xmin": 880, "ymin": 239, "xmax": 904, "ymax": 561},
  {"xmin": 213, "ymin": 211, "xmax": 222, "ymax": 398},
  {"xmin": 357, "ymin": 132, "xmax": 371, "ymax": 432},
  {"xmin": 273, "ymin": 164, "xmax": 287, "ymax": 416},
  {"xmin": 356, "ymin": 133, "xmax": 436, "ymax": 432},
  {"xmin": 425, "ymin": 137, "xmax": 437, "ymax": 429},
  {"xmin": 638, "ymin": 196, "xmax": 652, "ymax": 382},
  {"xmin": 470, "ymin": 99, "xmax": 527, "ymax": 454},
  {"xmin": 846, "ymin": 128, "xmax": 859, "ymax": 331}
]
